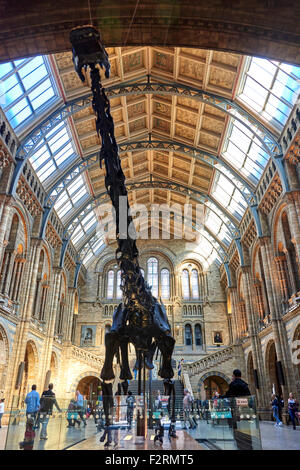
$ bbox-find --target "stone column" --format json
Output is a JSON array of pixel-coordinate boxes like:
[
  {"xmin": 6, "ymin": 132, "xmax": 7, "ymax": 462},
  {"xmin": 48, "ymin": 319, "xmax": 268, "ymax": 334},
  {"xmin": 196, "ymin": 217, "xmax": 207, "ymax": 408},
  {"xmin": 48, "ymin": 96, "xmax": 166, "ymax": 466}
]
[
  {"xmin": 241, "ymin": 266, "xmax": 268, "ymax": 408},
  {"xmin": 65, "ymin": 287, "xmax": 77, "ymax": 342},
  {"xmin": 37, "ymin": 268, "xmax": 62, "ymax": 391},
  {"xmin": 227, "ymin": 287, "xmax": 239, "ymax": 343},
  {"xmin": 4, "ymin": 238, "xmax": 42, "ymax": 408},
  {"xmin": 0, "ymin": 196, "xmax": 13, "ymax": 265},
  {"xmin": 260, "ymin": 237, "xmax": 297, "ymax": 407},
  {"xmin": 285, "ymin": 193, "xmax": 300, "ymax": 262}
]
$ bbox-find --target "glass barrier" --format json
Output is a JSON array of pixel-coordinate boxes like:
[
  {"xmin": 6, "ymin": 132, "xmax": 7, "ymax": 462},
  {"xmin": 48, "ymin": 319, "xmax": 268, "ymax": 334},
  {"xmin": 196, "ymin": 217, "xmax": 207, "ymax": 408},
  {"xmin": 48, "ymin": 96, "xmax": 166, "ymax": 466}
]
[{"xmin": 4, "ymin": 394, "xmax": 261, "ymax": 450}]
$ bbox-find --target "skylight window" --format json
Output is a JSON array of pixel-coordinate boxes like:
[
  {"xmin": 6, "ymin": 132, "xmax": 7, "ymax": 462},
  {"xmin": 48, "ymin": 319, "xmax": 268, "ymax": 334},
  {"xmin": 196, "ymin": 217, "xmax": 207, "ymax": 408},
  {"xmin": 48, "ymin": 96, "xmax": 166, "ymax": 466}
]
[
  {"xmin": 0, "ymin": 56, "xmax": 58, "ymax": 131},
  {"xmin": 71, "ymin": 212, "xmax": 97, "ymax": 247},
  {"xmin": 29, "ymin": 121, "xmax": 77, "ymax": 182},
  {"xmin": 221, "ymin": 118, "xmax": 269, "ymax": 185},
  {"xmin": 211, "ymin": 174, "xmax": 247, "ymax": 220},
  {"xmin": 205, "ymin": 209, "xmax": 231, "ymax": 247},
  {"xmin": 238, "ymin": 57, "xmax": 300, "ymax": 131},
  {"xmin": 54, "ymin": 174, "xmax": 89, "ymax": 220}
]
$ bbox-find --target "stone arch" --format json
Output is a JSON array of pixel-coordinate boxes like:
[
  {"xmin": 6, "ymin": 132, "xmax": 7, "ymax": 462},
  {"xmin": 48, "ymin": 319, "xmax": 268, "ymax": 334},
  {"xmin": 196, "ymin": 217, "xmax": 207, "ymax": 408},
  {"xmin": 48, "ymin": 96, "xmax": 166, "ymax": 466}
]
[
  {"xmin": 271, "ymin": 202, "xmax": 288, "ymax": 256},
  {"xmin": 69, "ymin": 370, "xmax": 100, "ymax": 395},
  {"xmin": 21, "ymin": 340, "xmax": 39, "ymax": 403},
  {"xmin": 197, "ymin": 371, "xmax": 231, "ymax": 399},
  {"xmin": 0, "ymin": 323, "xmax": 9, "ymax": 396},
  {"xmin": 50, "ymin": 351, "xmax": 58, "ymax": 389},
  {"xmin": 265, "ymin": 339, "xmax": 282, "ymax": 396}
]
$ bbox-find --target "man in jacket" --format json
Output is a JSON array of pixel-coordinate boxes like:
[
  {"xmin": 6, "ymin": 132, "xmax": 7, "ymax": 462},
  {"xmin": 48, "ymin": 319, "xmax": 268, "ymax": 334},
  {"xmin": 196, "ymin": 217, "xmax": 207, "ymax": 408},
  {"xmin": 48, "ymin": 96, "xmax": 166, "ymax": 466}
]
[
  {"xmin": 39, "ymin": 383, "xmax": 61, "ymax": 440},
  {"xmin": 222, "ymin": 370, "xmax": 251, "ymax": 398},
  {"xmin": 25, "ymin": 384, "xmax": 40, "ymax": 425},
  {"xmin": 220, "ymin": 370, "xmax": 251, "ymax": 450}
]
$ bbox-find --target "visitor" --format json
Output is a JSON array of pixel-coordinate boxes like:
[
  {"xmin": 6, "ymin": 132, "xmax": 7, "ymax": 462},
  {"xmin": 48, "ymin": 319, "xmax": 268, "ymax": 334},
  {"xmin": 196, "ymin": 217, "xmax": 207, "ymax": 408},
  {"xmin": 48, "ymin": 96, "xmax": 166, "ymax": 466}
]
[
  {"xmin": 271, "ymin": 394, "xmax": 282, "ymax": 427},
  {"xmin": 39, "ymin": 383, "xmax": 61, "ymax": 440},
  {"xmin": 155, "ymin": 390, "xmax": 162, "ymax": 410},
  {"xmin": 67, "ymin": 399, "xmax": 80, "ymax": 427},
  {"xmin": 288, "ymin": 392, "xmax": 299, "ymax": 430},
  {"xmin": 220, "ymin": 369, "xmax": 251, "ymax": 398},
  {"xmin": 278, "ymin": 394, "xmax": 284, "ymax": 422},
  {"xmin": 178, "ymin": 359, "xmax": 183, "ymax": 380},
  {"xmin": 126, "ymin": 391, "xmax": 135, "ymax": 430},
  {"xmin": 182, "ymin": 388, "xmax": 196, "ymax": 430},
  {"xmin": 0, "ymin": 398, "xmax": 4, "ymax": 428},
  {"xmin": 25, "ymin": 385, "xmax": 40, "ymax": 425},
  {"xmin": 133, "ymin": 366, "xmax": 138, "ymax": 380},
  {"xmin": 75, "ymin": 390, "xmax": 87, "ymax": 426},
  {"xmin": 219, "ymin": 370, "xmax": 251, "ymax": 450},
  {"xmin": 19, "ymin": 417, "xmax": 35, "ymax": 450}
]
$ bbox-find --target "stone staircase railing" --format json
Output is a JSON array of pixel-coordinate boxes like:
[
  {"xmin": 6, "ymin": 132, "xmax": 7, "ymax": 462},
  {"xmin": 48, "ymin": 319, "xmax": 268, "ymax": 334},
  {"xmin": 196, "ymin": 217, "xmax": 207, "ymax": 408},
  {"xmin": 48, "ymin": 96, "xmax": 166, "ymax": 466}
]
[
  {"xmin": 181, "ymin": 345, "xmax": 238, "ymax": 378},
  {"xmin": 71, "ymin": 345, "xmax": 104, "ymax": 369}
]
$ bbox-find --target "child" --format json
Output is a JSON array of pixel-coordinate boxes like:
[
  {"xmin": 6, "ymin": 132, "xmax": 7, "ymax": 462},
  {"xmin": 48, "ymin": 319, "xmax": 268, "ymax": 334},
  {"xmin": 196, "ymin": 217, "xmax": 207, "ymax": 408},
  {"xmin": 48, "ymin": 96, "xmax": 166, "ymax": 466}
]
[
  {"xmin": 19, "ymin": 417, "xmax": 35, "ymax": 450},
  {"xmin": 154, "ymin": 413, "xmax": 164, "ymax": 444}
]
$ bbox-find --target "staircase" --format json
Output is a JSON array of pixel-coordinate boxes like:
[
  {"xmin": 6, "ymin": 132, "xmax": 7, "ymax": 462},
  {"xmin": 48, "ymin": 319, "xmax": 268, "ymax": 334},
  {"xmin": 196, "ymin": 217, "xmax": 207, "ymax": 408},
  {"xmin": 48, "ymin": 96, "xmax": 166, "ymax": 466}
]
[
  {"xmin": 181, "ymin": 344, "xmax": 243, "ymax": 393},
  {"xmin": 128, "ymin": 379, "xmax": 185, "ymax": 419}
]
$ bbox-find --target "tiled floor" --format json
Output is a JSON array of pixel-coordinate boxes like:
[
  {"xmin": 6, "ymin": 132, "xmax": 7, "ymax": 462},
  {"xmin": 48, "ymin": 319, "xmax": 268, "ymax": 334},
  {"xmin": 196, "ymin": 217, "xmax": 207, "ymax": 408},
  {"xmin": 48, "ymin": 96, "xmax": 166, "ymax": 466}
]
[{"xmin": 1, "ymin": 420, "xmax": 299, "ymax": 450}]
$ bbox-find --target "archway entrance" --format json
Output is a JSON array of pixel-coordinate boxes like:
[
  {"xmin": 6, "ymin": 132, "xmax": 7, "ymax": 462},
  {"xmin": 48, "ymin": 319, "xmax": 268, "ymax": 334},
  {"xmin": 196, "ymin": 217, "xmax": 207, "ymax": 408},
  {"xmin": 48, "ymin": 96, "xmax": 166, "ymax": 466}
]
[
  {"xmin": 203, "ymin": 375, "xmax": 228, "ymax": 399},
  {"xmin": 50, "ymin": 352, "xmax": 58, "ymax": 388},
  {"xmin": 247, "ymin": 352, "xmax": 256, "ymax": 395},
  {"xmin": 267, "ymin": 341, "xmax": 282, "ymax": 396},
  {"xmin": 21, "ymin": 342, "xmax": 37, "ymax": 404},
  {"xmin": 76, "ymin": 376, "xmax": 101, "ymax": 401}
]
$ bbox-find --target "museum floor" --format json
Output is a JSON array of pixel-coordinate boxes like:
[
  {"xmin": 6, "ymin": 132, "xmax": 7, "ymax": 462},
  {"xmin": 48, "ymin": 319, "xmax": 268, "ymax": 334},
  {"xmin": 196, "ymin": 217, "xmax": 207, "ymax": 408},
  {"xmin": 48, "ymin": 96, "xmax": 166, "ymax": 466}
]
[{"xmin": 1, "ymin": 420, "xmax": 300, "ymax": 451}]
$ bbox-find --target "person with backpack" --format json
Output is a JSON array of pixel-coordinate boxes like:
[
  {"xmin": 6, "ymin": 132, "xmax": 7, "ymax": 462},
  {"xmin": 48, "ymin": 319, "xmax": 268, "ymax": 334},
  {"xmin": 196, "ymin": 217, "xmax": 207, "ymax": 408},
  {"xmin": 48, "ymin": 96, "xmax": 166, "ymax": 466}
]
[
  {"xmin": 271, "ymin": 394, "xmax": 282, "ymax": 427},
  {"xmin": 39, "ymin": 383, "xmax": 61, "ymax": 440},
  {"xmin": 182, "ymin": 388, "xmax": 196, "ymax": 430},
  {"xmin": 126, "ymin": 391, "xmax": 135, "ymax": 430},
  {"xmin": 288, "ymin": 392, "xmax": 299, "ymax": 430}
]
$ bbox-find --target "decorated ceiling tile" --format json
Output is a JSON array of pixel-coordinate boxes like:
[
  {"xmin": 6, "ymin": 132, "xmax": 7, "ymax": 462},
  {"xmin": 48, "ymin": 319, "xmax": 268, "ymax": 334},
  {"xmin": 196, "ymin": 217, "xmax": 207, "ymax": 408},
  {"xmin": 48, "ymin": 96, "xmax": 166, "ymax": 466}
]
[
  {"xmin": 152, "ymin": 50, "xmax": 174, "ymax": 73},
  {"xmin": 179, "ymin": 58, "xmax": 204, "ymax": 83},
  {"xmin": 176, "ymin": 108, "xmax": 198, "ymax": 127},
  {"xmin": 175, "ymin": 123, "xmax": 195, "ymax": 142},
  {"xmin": 153, "ymin": 101, "xmax": 171, "ymax": 118},
  {"xmin": 123, "ymin": 51, "xmax": 144, "ymax": 74}
]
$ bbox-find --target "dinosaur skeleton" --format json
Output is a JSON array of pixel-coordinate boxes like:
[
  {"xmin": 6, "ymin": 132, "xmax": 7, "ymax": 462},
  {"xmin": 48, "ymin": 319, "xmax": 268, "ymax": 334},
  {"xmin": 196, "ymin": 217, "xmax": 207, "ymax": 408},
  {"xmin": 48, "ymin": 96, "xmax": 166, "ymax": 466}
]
[{"xmin": 70, "ymin": 26, "xmax": 176, "ymax": 443}]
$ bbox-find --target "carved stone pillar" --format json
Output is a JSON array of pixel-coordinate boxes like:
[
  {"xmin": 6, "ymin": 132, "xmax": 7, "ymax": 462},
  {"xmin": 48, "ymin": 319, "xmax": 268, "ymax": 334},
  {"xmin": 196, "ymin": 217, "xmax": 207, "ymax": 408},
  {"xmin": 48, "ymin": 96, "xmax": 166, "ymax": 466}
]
[
  {"xmin": 37, "ymin": 268, "xmax": 62, "ymax": 391},
  {"xmin": 65, "ymin": 287, "xmax": 77, "ymax": 342},
  {"xmin": 241, "ymin": 266, "xmax": 268, "ymax": 408}
]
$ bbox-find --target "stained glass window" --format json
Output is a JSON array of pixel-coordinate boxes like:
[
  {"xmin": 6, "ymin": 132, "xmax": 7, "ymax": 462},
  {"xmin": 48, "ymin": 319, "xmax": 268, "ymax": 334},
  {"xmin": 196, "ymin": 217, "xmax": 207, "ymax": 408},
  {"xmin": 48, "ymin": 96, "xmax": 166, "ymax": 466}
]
[
  {"xmin": 161, "ymin": 269, "xmax": 170, "ymax": 299},
  {"xmin": 116, "ymin": 270, "xmax": 122, "ymax": 299},
  {"xmin": 182, "ymin": 269, "xmax": 190, "ymax": 300},
  {"xmin": 185, "ymin": 324, "xmax": 192, "ymax": 346},
  {"xmin": 195, "ymin": 324, "xmax": 202, "ymax": 346},
  {"xmin": 191, "ymin": 269, "xmax": 199, "ymax": 299},
  {"xmin": 106, "ymin": 270, "xmax": 114, "ymax": 299},
  {"xmin": 147, "ymin": 257, "xmax": 158, "ymax": 298}
]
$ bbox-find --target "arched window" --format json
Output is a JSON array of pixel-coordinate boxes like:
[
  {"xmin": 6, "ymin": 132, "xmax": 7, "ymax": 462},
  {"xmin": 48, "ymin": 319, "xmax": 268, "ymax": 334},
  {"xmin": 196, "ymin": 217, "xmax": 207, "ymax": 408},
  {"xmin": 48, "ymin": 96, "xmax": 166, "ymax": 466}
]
[
  {"xmin": 116, "ymin": 270, "xmax": 122, "ymax": 299},
  {"xmin": 185, "ymin": 324, "xmax": 192, "ymax": 346},
  {"xmin": 161, "ymin": 269, "xmax": 170, "ymax": 299},
  {"xmin": 195, "ymin": 324, "xmax": 202, "ymax": 347},
  {"xmin": 191, "ymin": 269, "xmax": 199, "ymax": 299},
  {"xmin": 147, "ymin": 257, "xmax": 158, "ymax": 298},
  {"xmin": 182, "ymin": 269, "xmax": 190, "ymax": 299},
  {"xmin": 107, "ymin": 270, "xmax": 114, "ymax": 299}
]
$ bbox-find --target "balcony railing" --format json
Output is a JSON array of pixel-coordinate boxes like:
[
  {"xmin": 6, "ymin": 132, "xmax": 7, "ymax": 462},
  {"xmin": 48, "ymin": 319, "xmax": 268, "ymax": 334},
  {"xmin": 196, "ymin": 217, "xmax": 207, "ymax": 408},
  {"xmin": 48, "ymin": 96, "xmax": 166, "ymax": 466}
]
[{"xmin": 0, "ymin": 293, "xmax": 19, "ymax": 316}]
